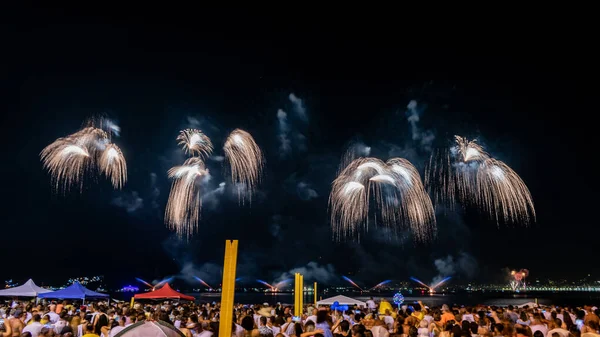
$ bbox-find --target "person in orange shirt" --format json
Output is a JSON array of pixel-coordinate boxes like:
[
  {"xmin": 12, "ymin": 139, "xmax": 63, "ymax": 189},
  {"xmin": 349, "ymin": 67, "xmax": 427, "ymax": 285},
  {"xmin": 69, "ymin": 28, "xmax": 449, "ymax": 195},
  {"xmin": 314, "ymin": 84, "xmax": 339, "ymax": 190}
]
[
  {"xmin": 440, "ymin": 305, "xmax": 455, "ymax": 325},
  {"xmin": 56, "ymin": 300, "xmax": 66, "ymax": 314}
]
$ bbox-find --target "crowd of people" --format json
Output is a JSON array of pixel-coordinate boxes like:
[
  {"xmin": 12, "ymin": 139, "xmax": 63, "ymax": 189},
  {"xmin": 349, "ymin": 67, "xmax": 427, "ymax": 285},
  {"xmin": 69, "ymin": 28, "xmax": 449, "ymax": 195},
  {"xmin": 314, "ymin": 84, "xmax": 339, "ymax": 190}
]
[{"xmin": 1, "ymin": 297, "xmax": 600, "ymax": 337}]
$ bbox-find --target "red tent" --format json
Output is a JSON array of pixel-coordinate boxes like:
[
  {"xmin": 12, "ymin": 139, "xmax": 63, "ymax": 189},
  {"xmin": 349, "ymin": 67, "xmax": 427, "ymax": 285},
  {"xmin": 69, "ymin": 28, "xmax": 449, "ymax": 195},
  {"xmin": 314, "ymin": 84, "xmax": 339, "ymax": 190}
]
[{"xmin": 134, "ymin": 283, "xmax": 194, "ymax": 301}]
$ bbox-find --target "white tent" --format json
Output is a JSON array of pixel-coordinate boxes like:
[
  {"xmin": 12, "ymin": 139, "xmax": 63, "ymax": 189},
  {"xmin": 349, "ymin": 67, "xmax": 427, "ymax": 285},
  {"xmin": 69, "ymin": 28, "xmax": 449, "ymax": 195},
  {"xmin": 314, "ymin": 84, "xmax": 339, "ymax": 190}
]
[
  {"xmin": 0, "ymin": 279, "xmax": 52, "ymax": 297},
  {"xmin": 517, "ymin": 302, "xmax": 538, "ymax": 308},
  {"xmin": 114, "ymin": 320, "xmax": 184, "ymax": 337},
  {"xmin": 317, "ymin": 295, "xmax": 366, "ymax": 307}
]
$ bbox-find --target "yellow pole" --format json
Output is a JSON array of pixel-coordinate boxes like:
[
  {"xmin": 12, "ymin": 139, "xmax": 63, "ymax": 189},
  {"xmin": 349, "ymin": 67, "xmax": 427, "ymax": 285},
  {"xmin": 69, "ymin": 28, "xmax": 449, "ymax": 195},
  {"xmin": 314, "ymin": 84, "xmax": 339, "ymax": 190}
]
[
  {"xmin": 300, "ymin": 274, "xmax": 304, "ymax": 316},
  {"xmin": 314, "ymin": 282, "xmax": 317, "ymax": 306},
  {"xmin": 294, "ymin": 273, "xmax": 300, "ymax": 316},
  {"xmin": 218, "ymin": 240, "xmax": 238, "ymax": 337},
  {"xmin": 130, "ymin": 296, "xmax": 134, "ymax": 308}
]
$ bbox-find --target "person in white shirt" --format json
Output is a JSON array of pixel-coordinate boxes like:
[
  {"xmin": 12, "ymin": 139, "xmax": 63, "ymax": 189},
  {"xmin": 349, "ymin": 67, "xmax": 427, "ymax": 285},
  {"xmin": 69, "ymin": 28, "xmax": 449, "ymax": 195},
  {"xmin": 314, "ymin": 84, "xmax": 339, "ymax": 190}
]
[
  {"xmin": 109, "ymin": 316, "xmax": 127, "ymax": 337},
  {"xmin": 530, "ymin": 313, "xmax": 548, "ymax": 337},
  {"xmin": 366, "ymin": 298, "xmax": 377, "ymax": 313},
  {"xmin": 547, "ymin": 319, "xmax": 570, "ymax": 337},
  {"xmin": 53, "ymin": 312, "xmax": 69, "ymax": 335},
  {"xmin": 306, "ymin": 309, "xmax": 318, "ymax": 324},
  {"xmin": 383, "ymin": 311, "xmax": 395, "ymax": 332},
  {"xmin": 267, "ymin": 316, "xmax": 281, "ymax": 335},
  {"xmin": 195, "ymin": 322, "xmax": 214, "ymax": 337},
  {"xmin": 370, "ymin": 319, "xmax": 390, "ymax": 337},
  {"xmin": 22, "ymin": 314, "xmax": 43, "ymax": 337}
]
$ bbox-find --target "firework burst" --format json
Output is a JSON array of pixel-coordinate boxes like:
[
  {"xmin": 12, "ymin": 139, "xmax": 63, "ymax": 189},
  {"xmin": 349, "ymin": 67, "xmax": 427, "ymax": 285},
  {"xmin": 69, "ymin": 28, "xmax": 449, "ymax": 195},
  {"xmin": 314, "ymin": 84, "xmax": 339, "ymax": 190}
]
[
  {"xmin": 330, "ymin": 157, "xmax": 435, "ymax": 242},
  {"xmin": 40, "ymin": 119, "xmax": 127, "ymax": 192},
  {"xmin": 426, "ymin": 136, "xmax": 535, "ymax": 224},
  {"xmin": 99, "ymin": 144, "xmax": 127, "ymax": 189},
  {"xmin": 165, "ymin": 157, "xmax": 208, "ymax": 238},
  {"xmin": 40, "ymin": 140, "xmax": 90, "ymax": 192},
  {"xmin": 177, "ymin": 129, "xmax": 213, "ymax": 158},
  {"xmin": 223, "ymin": 129, "xmax": 264, "ymax": 202}
]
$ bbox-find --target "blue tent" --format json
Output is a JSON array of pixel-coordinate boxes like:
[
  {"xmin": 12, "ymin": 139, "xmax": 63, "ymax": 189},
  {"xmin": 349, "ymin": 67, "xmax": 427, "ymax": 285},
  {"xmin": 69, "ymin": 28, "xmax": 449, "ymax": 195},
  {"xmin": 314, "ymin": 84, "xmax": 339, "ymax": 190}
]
[{"xmin": 38, "ymin": 282, "xmax": 109, "ymax": 300}]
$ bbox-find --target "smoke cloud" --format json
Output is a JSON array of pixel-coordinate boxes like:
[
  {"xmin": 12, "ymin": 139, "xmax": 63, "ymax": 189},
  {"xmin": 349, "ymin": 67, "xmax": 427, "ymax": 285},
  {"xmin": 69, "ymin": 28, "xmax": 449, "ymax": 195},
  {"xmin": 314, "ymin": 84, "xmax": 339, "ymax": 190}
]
[
  {"xmin": 275, "ymin": 94, "xmax": 308, "ymax": 158},
  {"xmin": 150, "ymin": 172, "xmax": 160, "ymax": 209},
  {"xmin": 277, "ymin": 109, "xmax": 291, "ymax": 156},
  {"xmin": 289, "ymin": 93, "xmax": 307, "ymax": 121},
  {"xmin": 296, "ymin": 182, "xmax": 318, "ymax": 200},
  {"xmin": 274, "ymin": 262, "xmax": 336, "ymax": 283},
  {"xmin": 202, "ymin": 182, "xmax": 226, "ymax": 210},
  {"xmin": 405, "ymin": 100, "xmax": 435, "ymax": 152},
  {"xmin": 431, "ymin": 252, "xmax": 478, "ymax": 285},
  {"xmin": 112, "ymin": 191, "xmax": 144, "ymax": 213}
]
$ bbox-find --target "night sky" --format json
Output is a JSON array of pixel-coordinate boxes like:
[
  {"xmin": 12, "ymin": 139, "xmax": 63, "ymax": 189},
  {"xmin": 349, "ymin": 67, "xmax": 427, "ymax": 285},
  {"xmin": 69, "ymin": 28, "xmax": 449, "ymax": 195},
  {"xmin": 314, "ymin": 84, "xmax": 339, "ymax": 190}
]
[{"xmin": 2, "ymin": 9, "xmax": 593, "ymax": 288}]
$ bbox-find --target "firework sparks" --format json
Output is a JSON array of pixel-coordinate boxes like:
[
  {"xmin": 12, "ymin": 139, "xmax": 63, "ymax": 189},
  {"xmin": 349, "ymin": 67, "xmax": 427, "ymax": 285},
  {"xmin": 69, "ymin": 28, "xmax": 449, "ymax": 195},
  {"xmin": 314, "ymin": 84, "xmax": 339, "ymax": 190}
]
[
  {"xmin": 256, "ymin": 279, "xmax": 275, "ymax": 290},
  {"xmin": 40, "ymin": 141, "xmax": 90, "ymax": 192},
  {"xmin": 40, "ymin": 121, "xmax": 126, "ymax": 192},
  {"xmin": 99, "ymin": 144, "xmax": 127, "ymax": 189},
  {"xmin": 165, "ymin": 157, "xmax": 208, "ymax": 238},
  {"xmin": 409, "ymin": 277, "xmax": 430, "ymax": 290},
  {"xmin": 177, "ymin": 129, "xmax": 213, "ymax": 158},
  {"xmin": 426, "ymin": 136, "xmax": 535, "ymax": 225},
  {"xmin": 223, "ymin": 129, "xmax": 264, "ymax": 203},
  {"xmin": 330, "ymin": 157, "xmax": 436, "ymax": 242},
  {"xmin": 194, "ymin": 276, "xmax": 214, "ymax": 290},
  {"xmin": 429, "ymin": 277, "xmax": 452, "ymax": 291},
  {"xmin": 342, "ymin": 276, "xmax": 364, "ymax": 291},
  {"xmin": 154, "ymin": 277, "xmax": 174, "ymax": 289},
  {"xmin": 369, "ymin": 280, "xmax": 392, "ymax": 290},
  {"xmin": 274, "ymin": 279, "xmax": 292, "ymax": 289},
  {"xmin": 135, "ymin": 278, "xmax": 154, "ymax": 289}
]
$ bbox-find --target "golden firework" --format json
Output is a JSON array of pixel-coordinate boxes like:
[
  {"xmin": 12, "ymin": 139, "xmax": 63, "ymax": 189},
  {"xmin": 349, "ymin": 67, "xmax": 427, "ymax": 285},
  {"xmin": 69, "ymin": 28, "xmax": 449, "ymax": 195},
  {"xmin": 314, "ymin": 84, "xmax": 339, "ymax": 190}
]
[
  {"xmin": 330, "ymin": 157, "xmax": 436, "ymax": 242},
  {"xmin": 40, "ymin": 139, "xmax": 90, "ymax": 193},
  {"xmin": 165, "ymin": 157, "xmax": 208, "ymax": 238},
  {"xmin": 223, "ymin": 129, "xmax": 264, "ymax": 203},
  {"xmin": 177, "ymin": 129, "xmax": 213, "ymax": 158},
  {"xmin": 425, "ymin": 136, "xmax": 535, "ymax": 224},
  {"xmin": 40, "ymin": 123, "xmax": 127, "ymax": 192},
  {"xmin": 99, "ymin": 143, "xmax": 127, "ymax": 189}
]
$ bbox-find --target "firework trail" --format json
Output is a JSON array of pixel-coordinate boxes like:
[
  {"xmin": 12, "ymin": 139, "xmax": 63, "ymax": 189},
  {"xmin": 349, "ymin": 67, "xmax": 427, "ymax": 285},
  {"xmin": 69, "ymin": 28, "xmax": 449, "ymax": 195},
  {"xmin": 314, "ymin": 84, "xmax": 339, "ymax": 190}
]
[
  {"xmin": 369, "ymin": 280, "xmax": 392, "ymax": 290},
  {"xmin": 177, "ymin": 129, "xmax": 213, "ymax": 158},
  {"xmin": 409, "ymin": 277, "xmax": 430, "ymax": 290},
  {"xmin": 99, "ymin": 144, "xmax": 127, "ymax": 189},
  {"xmin": 40, "ymin": 118, "xmax": 127, "ymax": 192},
  {"xmin": 342, "ymin": 276, "xmax": 364, "ymax": 291},
  {"xmin": 330, "ymin": 157, "xmax": 436, "ymax": 242},
  {"xmin": 425, "ymin": 136, "xmax": 535, "ymax": 224},
  {"xmin": 165, "ymin": 157, "xmax": 208, "ymax": 238},
  {"xmin": 194, "ymin": 276, "xmax": 214, "ymax": 290},
  {"xmin": 275, "ymin": 279, "xmax": 292, "ymax": 289},
  {"xmin": 256, "ymin": 279, "xmax": 275, "ymax": 289},
  {"xmin": 135, "ymin": 278, "xmax": 154, "ymax": 289},
  {"xmin": 154, "ymin": 277, "xmax": 174, "ymax": 288},
  {"xmin": 429, "ymin": 276, "xmax": 451, "ymax": 291},
  {"xmin": 223, "ymin": 129, "xmax": 264, "ymax": 203}
]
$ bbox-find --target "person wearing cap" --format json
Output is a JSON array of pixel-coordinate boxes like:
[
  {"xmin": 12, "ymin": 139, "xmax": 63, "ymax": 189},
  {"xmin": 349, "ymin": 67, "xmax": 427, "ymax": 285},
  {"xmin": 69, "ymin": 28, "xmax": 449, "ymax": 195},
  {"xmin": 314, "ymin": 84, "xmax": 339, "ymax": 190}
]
[
  {"xmin": 440, "ymin": 305, "xmax": 455, "ymax": 325},
  {"xmin": 9, "ymin": 309, "xmax": 25, "ymax": 337}
]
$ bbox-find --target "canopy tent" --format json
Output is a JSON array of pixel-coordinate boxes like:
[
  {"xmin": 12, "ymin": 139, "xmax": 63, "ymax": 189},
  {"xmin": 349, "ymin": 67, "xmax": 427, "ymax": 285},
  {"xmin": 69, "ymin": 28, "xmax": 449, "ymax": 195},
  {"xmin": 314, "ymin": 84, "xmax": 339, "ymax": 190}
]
[
  {"xmin": 38, "ymin": 282, "xmax": 109, "ymax": 299},
  {"xmin": 0, "ymin": 279, "xmax": 52, "ymax": 297},
  {"xmin": 517, "ymin": 301, "xmax": 539, "ymax": 308},
  {"xmin": 134, "ymin": 283, "xmax": 194, "ymax": 301},
  {"xmin": 114, "ymin": 320, "xmax": 185, "ymax": 337},
  {"xmin": 317, "ymin": 295, "xmax": 366, "ymax": 307}
]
